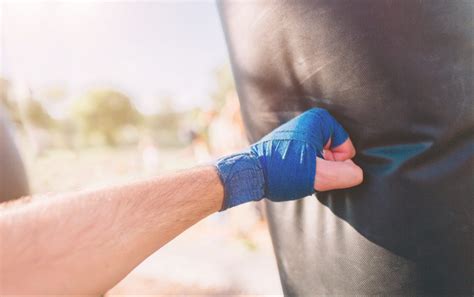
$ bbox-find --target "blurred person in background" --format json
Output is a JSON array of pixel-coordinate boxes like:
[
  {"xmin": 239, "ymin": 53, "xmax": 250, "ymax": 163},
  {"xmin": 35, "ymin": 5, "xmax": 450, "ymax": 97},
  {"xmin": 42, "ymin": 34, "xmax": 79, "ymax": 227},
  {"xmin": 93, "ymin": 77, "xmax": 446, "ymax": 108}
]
[
  {"xmin": 208, "ymin": 92, "xmax": 247, "ymax": 157},
  {"xmin": 188, "ymin": 128, "xmax": 211, "ymax": 163},
  {"xmin": 183, "ymin": 109, "xmax": 213, "ymax": 163}
]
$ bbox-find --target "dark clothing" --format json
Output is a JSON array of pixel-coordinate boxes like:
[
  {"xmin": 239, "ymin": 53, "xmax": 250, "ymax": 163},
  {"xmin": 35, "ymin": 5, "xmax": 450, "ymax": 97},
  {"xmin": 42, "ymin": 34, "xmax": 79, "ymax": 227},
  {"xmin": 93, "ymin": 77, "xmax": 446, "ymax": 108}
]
[{"xmin": 219, "ymin": 0, "xmax": 473, "ymax": 295}]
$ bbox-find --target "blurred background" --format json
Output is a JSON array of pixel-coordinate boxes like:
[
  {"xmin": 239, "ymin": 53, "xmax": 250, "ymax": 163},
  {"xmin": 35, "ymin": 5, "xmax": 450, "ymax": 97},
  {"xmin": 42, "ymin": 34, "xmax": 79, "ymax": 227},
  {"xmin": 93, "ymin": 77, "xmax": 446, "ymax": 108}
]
[{"xmin": 0, "ymin": 1, "xmax": 283, "ymax": 295}]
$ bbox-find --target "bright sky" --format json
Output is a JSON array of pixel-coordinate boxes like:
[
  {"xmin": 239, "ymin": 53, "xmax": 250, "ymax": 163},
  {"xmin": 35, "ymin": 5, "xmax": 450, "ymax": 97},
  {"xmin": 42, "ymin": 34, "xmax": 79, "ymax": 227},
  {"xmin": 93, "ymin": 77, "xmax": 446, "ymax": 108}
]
[{"xmin": 0, "ymin": 1, "xmax": 229, "ymax": 116}]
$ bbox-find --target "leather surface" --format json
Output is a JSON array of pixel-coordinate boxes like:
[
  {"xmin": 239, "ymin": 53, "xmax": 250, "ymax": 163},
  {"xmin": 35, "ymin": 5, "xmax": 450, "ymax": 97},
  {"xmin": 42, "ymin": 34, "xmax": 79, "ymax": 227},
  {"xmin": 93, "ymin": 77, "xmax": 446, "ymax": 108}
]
[
  {"xmin": 0, "ymin": 109, "xmax": 29, "ymax": 202},
  {"xmin": 218, "ymin": 1, "xmax": 473, "ymax": 295}
]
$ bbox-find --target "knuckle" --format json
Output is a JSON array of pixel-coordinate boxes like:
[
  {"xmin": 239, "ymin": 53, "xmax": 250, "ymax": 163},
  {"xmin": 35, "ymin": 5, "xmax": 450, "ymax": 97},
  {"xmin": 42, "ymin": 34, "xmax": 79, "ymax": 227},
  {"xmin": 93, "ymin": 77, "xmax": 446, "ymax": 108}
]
[{"xmin": 311, "ymin": 107, "xmax": 329, "ymax": 116}]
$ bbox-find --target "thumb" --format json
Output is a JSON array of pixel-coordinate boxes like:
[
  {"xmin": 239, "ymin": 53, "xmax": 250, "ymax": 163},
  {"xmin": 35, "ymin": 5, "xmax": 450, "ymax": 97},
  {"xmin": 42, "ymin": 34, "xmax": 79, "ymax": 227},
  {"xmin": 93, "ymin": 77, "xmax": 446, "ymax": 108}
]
[
  {"xmin": 323, "ymin": 138, "xmax": 356, "ymax": 161},
  {"xmin": 314, "ymin": 157, "xmax": 363, "ymax": 192}
]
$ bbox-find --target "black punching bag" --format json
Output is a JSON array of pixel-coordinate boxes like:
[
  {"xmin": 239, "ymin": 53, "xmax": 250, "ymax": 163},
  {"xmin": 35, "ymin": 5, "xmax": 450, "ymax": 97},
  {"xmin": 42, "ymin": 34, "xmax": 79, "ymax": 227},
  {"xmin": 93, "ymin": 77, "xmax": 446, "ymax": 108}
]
[
  {"xmin": 0, "ymin": 109, "xmax": 29, "ymax": 202},
  {"xmin": 219, "ymin": 1, "xmax": 473, "ymax": 295}
]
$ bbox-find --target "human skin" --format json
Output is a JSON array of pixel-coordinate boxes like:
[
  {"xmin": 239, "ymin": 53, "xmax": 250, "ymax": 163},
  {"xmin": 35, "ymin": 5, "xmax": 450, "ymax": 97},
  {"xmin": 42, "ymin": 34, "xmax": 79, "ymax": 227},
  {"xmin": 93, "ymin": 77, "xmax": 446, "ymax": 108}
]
[{"xmin": 0, "ymin": 139, "xmax": 361, "ymax": 295}]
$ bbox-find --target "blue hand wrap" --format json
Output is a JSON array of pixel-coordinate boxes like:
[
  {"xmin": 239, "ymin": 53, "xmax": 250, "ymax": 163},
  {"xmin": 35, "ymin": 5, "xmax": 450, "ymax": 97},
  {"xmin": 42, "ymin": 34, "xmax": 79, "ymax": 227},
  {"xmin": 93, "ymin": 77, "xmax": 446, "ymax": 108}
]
[{"xmin": 215, "ymin": 108, "xmax": 349, "ymax": 211}]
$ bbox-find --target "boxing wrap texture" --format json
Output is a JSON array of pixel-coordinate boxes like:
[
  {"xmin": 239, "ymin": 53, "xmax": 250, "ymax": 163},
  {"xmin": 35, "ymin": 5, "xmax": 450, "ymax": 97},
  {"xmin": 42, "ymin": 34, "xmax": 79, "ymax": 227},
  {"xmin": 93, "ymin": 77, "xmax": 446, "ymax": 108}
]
[{"xmin": 215, "ymin": 108, "xmax": 348, "ymax": 210}]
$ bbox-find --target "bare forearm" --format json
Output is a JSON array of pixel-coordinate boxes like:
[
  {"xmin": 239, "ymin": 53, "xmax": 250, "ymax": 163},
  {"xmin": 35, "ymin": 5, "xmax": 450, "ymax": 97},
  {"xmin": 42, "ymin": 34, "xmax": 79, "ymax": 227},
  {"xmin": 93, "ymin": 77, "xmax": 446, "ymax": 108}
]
[
  {"xmin": 0, "ymin": 165, "xmax": 223, "ymax": 294},
  {"xmin": 0, "ymin": 108, "xmax": 363, "ymax": 294}
]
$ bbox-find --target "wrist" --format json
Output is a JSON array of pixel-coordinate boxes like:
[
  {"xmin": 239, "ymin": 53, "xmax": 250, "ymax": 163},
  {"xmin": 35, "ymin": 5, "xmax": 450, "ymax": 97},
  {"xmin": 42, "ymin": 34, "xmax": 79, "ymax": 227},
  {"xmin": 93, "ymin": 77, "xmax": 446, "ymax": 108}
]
[{"xmin": 214, "ymin": 151, "xmax": 265, "ymax": 211}]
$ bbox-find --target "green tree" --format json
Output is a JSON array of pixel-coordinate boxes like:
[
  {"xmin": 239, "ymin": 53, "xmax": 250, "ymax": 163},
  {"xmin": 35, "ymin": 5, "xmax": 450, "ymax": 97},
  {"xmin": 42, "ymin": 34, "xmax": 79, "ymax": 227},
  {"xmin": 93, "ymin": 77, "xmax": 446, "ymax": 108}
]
[{"xmin": 72, "ymin": 89, "xmax": 141, "ymax": 146}]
